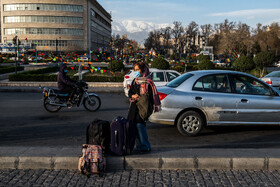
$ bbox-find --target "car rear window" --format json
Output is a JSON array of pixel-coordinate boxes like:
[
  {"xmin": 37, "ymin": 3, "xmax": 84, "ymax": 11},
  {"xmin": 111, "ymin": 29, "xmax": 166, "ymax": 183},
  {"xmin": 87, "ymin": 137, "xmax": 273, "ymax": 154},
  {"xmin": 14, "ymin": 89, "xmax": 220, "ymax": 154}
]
[
  {"xmin": 265, "ymin": 71, "xmax": 280, "ymax": 77},
  {"xmin": 166, "ymin": 73, "xmax": 193, "ymax": 88}
]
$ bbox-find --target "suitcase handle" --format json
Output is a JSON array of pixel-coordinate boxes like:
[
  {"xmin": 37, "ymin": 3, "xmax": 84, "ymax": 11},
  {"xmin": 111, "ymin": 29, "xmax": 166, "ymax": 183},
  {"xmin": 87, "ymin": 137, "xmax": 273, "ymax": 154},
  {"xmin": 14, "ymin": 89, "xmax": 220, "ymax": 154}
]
[{"xmin": 114, "ymin": 130, "xmax": 118, "ymax": 148}]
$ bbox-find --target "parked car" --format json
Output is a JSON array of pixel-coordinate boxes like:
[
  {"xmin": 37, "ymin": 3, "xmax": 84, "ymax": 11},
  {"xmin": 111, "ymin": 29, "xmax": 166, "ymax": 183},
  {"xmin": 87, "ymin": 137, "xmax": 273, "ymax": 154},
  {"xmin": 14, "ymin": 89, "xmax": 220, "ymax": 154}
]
[
  {"xmin": 260, "ymin": 71, "xmax": 280, "ymax": 90},
  {"xmin": 149, "ymin": 70, "xmax": 280, "ymax": 136},
  {"xmin": 123, "ymin": 68, "xmax": 181, "ymax": 97}
]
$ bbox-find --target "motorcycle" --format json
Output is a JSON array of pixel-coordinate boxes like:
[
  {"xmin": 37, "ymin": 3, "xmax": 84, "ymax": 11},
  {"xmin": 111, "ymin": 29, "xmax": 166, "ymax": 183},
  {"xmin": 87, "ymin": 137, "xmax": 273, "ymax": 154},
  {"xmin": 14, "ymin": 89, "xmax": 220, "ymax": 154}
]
[{"xmin": 41, "ymin": 80, "xmax": 101, "ymax": 112}]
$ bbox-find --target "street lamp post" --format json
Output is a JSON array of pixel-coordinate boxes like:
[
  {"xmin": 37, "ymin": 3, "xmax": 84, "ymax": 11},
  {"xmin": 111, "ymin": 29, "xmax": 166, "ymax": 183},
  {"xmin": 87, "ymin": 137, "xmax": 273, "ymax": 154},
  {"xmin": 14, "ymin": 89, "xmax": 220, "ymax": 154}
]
[
  {"xmin": 13, "ymin": 35, "xmax": 19, "ymax": 74},
  {"xmin": 56, "ymin": 38, "xmax": 58, "ymax": 53},
  {"xmin": 35, "ymin": 43, "xmax": 38, "ymax": 64},
  {"xmin": 59, "ymin": 37, "xmax": 61, "ymax": 58}
]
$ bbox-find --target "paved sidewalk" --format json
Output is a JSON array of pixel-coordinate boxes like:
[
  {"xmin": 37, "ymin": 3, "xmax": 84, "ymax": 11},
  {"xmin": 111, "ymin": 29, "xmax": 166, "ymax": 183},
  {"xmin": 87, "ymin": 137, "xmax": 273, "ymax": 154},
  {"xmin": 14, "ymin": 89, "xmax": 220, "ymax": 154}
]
[
  {"xmin": 1, "ymin": 169, "xmax": 280, "ymax": 186},
  {"xmin": 1, "ymin": 146, "xmax": 280, "ymax": 171}
]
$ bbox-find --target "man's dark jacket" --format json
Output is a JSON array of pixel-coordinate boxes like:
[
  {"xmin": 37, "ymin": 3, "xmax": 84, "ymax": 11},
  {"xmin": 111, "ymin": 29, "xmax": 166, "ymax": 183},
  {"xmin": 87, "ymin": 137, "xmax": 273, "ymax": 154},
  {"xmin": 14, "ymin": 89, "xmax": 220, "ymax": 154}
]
[{"xmin": 57, "ymin": 64, "xmax": 75, "ymax": 90}]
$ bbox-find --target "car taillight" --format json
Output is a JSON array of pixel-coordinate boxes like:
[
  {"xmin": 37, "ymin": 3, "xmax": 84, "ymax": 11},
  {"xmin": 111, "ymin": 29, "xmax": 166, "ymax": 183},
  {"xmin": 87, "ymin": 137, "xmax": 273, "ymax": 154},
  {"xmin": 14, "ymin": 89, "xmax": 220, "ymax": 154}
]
[
  {"xmin": 266, "ymin": 80, "xmax": 272, "ymax": 85},
  {"xmin": 158, "ymin": 92, "xmax": 167, "ymax": 101},
  {"xmin": 125, "ymin": 75, "xmax": 130, "ymax": 79}
]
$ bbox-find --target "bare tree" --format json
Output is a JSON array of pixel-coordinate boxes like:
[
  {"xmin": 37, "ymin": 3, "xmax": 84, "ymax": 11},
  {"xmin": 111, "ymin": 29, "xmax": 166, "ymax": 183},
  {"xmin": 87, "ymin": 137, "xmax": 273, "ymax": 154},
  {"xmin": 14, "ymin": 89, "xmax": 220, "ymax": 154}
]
[
  {"xmin": 200, "ymin": 24, "xmax": 213, "ymax": 45},
  {"xmin": 186, "ymin": 21, "xmax": 199, "ymax": 54},
  {"xmin": 160, "ymin": 26, "xmax": 172, "ymax": 56},
  {"xmin": 144, "ymin": 30, "xmax": 161, "ymax": 55},
  {"xmin": 234, "ymin": 22, "xmax": 251, "ymax": 56},
  {"xmin": 171, "ymin": 21, "xmax": 184, "ymax": 58},
  {"xmin": 144, "ymin": 31, "xmax": 154, "ymax": 51}
]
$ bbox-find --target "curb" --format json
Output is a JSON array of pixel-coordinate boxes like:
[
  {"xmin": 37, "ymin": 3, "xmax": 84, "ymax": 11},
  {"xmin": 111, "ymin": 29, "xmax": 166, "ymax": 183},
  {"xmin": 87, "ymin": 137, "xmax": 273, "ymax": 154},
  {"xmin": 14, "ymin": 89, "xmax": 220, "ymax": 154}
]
[
  {"xmin": 1, "ymin": 147, "xmax": 280, "ymax": 171},
  {"xmin": 0, "ymin": 82, "xmax": 123, "ymax": 87},
  {"xmin": 0, "ymin": 87, "xmax": 123, "ymax": 93},
  {"xmin": 1, "ymin": 156, "xmax": 280, "ymax": 171},
  {"xmin": 0, "ymin": 82, "xmax": 124, "ymax": 93}
]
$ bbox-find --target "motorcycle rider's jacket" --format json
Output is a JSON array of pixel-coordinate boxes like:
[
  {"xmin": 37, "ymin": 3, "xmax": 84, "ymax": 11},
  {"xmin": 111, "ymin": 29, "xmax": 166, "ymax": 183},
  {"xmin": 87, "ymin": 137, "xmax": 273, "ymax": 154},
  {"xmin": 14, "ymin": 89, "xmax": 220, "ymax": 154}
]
[{"xmin": 57, "ymin": 64, "xmax": 75, "ymax": 90}]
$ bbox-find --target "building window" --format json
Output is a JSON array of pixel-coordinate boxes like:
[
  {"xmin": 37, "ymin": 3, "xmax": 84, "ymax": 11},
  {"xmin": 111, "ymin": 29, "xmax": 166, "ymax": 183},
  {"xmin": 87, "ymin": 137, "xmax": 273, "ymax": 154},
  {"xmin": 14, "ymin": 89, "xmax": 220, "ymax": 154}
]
[
  {"xmin": 5, "ymin": 28, "xmax": 83, "ymax": 36},
  {"xmin": 4, "ymin": 16, "xmax": 83, "ymax": 24},
  {"xmin": 3, "ymin": 4, "xmax": 83, "ymax": 12}
]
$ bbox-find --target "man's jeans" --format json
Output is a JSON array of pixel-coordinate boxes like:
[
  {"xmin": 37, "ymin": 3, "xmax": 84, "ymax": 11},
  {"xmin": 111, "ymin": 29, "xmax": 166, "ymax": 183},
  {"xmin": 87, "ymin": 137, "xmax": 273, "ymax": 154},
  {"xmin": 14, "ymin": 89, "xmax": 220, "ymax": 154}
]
[{"xmin": 135, "ymin": 123, "xmax": 151, "ymax": 151}]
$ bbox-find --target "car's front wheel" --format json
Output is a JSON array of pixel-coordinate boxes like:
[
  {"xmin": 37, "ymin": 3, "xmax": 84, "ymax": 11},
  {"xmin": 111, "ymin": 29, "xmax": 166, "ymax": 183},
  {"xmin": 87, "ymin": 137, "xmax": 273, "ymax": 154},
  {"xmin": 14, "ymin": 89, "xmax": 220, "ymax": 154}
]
[{"xmin": 177, "ymin": 111, "xmax": 204, "ymax": 136}]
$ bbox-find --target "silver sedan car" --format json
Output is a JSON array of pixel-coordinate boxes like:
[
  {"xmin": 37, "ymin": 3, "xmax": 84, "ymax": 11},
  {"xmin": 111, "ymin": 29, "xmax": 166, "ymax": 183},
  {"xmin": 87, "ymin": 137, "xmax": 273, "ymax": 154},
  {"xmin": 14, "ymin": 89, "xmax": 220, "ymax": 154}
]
[
  {"xmin": 261, "ymin": 71, "xmax": 280, "ymax": 90},
  {"xmin": 149, "ymin": 70, "xmax": 280, "ymax": 136}
]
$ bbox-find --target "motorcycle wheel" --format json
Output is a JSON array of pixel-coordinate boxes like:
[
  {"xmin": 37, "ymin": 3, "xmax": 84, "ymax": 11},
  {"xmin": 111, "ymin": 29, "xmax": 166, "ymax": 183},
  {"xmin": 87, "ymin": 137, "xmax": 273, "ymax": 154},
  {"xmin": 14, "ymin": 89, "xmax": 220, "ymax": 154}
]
[
  {"xmin": 43, "ymin": 96, "xmax": 62, "ymax": 113},
  {"xmin": 83, "ymin": 95, "xmax": 101, "ymax": 112}
]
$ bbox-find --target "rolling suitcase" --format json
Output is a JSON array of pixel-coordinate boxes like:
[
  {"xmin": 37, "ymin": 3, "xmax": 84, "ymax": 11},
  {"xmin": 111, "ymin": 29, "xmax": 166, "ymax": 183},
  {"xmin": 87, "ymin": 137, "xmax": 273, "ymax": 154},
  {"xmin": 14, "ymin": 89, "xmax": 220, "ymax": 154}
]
[{"xmin": 110, "ymin": 116, "xmax": 136, "ymax": 156}]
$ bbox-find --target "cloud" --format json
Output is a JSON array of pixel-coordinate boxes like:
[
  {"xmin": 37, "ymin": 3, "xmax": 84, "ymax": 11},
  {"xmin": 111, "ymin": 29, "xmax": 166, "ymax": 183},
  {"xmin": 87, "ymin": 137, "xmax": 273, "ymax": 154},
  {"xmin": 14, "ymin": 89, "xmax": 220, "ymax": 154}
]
[
  {"xmin": 100, "ymin": 0, "xmax": 200, "ymax": 23},
  {"xmin": 210, "ymin": 9, "xmax": 280, "ymax": 18}
]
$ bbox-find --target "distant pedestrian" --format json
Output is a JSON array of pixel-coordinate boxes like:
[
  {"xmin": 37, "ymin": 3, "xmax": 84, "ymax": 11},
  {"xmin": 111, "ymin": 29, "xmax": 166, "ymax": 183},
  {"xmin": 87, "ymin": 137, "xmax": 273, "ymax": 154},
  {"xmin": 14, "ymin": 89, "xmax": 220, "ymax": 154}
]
[{"xmin": 127, "ymin": 62, "xmax": 161, "ymax": 153}]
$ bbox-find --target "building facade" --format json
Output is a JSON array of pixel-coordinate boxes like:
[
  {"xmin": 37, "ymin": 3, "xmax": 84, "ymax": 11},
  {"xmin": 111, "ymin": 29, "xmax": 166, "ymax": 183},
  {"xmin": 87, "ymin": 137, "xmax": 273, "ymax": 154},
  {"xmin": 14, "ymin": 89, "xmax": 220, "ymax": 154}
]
[{"xmin": 0, "ymin": 0, "xmax": 111, "ymax": 52}]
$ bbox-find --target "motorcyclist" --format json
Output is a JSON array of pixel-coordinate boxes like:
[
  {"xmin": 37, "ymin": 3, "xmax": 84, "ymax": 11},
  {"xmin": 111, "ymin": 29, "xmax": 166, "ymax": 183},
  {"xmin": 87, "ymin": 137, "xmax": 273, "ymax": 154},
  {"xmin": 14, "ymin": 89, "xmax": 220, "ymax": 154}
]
[{"xmin": 57, "ymin": 63, "xmax": 76, "ymax": 106}]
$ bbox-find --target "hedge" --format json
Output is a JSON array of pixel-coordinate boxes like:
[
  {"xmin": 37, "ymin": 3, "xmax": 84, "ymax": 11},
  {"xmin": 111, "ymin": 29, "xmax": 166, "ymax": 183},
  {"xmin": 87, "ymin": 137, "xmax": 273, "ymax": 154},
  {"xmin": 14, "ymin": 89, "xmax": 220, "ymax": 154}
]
[
  {"xmin": 9, "ymin": 74, "xmax": 58, "ymax": 81},
  {"xmin": 0, "ymin": 66, "xmax": 24, "ymax": 74},
  {"xmin": 19, "ymin": 66, "xmax": 58, "ymax": 75},
  {"xmin": 2, "ymin": 60, "xmax": 16, "ymax": 63},
  {"xmin": 83, "ymin": 75, "xmax": 124, "ymax": 82},
  {"xmin": 9, "ymin": 66, "xmax": 58, "ymax": 81},
  {"xmin": 8, "ymin": 66, "xmax": 124, "ymax": 82}
]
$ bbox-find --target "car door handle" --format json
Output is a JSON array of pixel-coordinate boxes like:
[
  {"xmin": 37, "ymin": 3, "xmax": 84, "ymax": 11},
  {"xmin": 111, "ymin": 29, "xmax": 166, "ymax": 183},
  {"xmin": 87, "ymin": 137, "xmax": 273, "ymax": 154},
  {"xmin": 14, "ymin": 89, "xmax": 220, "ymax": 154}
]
[
  {"xmin": 195, "ymin": 96, "xmax": 203, "ymax": 100},
  {"xmin": 241, "ymin": 99, "xmax": 248, "ymax": 103}
]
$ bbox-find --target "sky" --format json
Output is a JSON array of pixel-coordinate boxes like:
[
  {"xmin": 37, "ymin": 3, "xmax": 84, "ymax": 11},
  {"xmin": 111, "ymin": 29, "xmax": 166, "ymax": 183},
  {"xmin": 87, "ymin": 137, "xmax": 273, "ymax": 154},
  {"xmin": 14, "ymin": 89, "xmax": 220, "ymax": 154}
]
[{"xmin": 98, "ymin": 0, "xmax": 280, "ymax": 28}]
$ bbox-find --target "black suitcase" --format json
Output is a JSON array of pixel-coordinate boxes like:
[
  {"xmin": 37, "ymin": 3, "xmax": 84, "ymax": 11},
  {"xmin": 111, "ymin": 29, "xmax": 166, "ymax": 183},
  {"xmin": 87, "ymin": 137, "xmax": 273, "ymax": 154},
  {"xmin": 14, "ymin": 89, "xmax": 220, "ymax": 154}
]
[
  {"xmin": 86, "ymin": 119, "xmax": 111, "ymax": 154},
  {"xmin": 110, "ymin": 116, "xmax": 136, "ymax": 156}
]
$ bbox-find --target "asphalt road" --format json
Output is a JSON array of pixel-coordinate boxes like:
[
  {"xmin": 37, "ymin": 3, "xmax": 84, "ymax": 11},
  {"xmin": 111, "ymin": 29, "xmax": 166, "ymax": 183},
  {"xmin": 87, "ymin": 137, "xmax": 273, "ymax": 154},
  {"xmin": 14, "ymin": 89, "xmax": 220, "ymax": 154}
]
[{"xmin": 0, "ymin": 92, "xmax": 280, "ymax": 148}]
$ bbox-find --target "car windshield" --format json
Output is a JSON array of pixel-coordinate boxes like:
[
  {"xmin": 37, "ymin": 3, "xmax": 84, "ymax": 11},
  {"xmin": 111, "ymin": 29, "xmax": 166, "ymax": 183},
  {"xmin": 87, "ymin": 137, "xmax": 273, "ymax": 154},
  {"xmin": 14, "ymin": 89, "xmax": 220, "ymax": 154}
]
[
  {"xmin": 166, "ymin": 73, "xmax": 193, "ymax": 88},
  {"xmin": 265, "ymin": 71, "xmax": 280, "ymax": 77}
]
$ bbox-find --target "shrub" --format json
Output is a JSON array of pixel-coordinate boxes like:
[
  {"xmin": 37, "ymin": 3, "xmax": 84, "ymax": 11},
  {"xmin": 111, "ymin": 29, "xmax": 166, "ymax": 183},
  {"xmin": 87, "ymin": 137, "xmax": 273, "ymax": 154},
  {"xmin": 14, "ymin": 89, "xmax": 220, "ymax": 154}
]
[
  {"xmin": 250, "ymin": 68, "xmax": 268, "ymax": 78},
  {"xmin": 108, "ymin": 60, "xmax": 124, "ymax": 72},
  {"xmin": 195, "ymin": 54, "xmax": 210, "ymax": 62},
  {"xmin": 3, "ymin": 60, "xmax": 15, "ymax": 63},
  {"xmin": 83, "ymin": 75, "xmax": 123, "ymax": 82},
  {"xmin": 8, "ymin": 66, "xmax": 124, "ymax": 82},
  {"xmin": 20, "ymin": 66, "xmax": 58, "ymax": 74},
  {"xmin": 198, "ymin": 59, "xmax": 214, "ymax": 70},
  {"xmin": 0, "ymin": 66, "xmax": 24, "ymax": 74},
  {"xmin": 9, "ymin": 66, "xmax": 58, "ymax": 81},
  {"xmin": 172, "ymin": 66, "xmax": 185, "ymax": 73},
  {"xmin": 232, "ymin": 56, "xmax": 254, "ymax": 72},
  {"xmin": 9, "ymin": 74, "xmax": 57, "ymax": 81},
  {"xmin": 151, "ymin": 57, "xmax": 170, "ymax": 70},
  {"xmin": 22, "ymin": 57, "xmax": 29, "ymax": 63},
  {"xmin": 254, "ymin": 51, "xmax": 276, "ymax": 77}
]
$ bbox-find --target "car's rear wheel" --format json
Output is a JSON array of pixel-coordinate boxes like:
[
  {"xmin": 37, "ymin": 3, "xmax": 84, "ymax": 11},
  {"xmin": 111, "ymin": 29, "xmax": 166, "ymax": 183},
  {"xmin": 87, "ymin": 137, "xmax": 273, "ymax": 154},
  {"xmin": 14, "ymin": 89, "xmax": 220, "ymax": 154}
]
[{"xmin": 177, "ymin": 111, "xmax": 204, "ymax": 136}]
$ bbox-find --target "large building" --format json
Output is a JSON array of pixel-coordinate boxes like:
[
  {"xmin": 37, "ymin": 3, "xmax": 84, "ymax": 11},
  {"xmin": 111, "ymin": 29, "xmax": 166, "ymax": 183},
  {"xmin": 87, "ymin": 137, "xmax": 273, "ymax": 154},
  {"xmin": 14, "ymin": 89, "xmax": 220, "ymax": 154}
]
[{"xmin": 0, "ymin": 0, "xmax": 112, "ymax": 53}]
